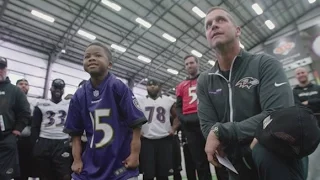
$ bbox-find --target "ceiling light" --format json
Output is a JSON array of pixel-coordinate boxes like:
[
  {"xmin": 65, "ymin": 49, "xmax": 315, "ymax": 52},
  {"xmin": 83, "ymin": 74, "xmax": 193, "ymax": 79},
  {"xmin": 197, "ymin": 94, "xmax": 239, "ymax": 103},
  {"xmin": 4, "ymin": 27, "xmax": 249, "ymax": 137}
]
[
  {"xmin": 144, "ymin": 78, "xmax": 148, "ymax": 81},
  {"xmin": 191, "ymin": 50, "xmax": 202, "ymax": 58},
  {"xmin": 251, "ymin": 3, "xmax": 263, "ymax": 15},
  {"xmin": 265, "ymin": 20, "xmax": 275, "ymax": 30},
  {"xmin": 77, "ymin": 30, "xmax": 96, "ymax": 40},
  {"xmin": 167, "ymin": 68, "xmax": 179, "ymax": 75},
  {"xmin": 135, "ymin": 17, "xmax": 152, "ymax": 28},
  {"xmin": 162, "ymin": 33, "xmax": 176, "ymax": 42},
  {"xmin": 192, "ymin": 6, "xmax": 206, "ymax": 18},
  {"xmin": 239, "ymin": 42, "xmax": 244, "ymax": 49},
  {"xmin": 208, "ymin": 60, "xmax": 215, "ymax": 66},
  {"xmin": 101, "ymin": 0, "xmax": 121, "ymax": 11},
  {"xmin": 137, "ymin": 55, "xmax": 151, "ymax": 63},
  {"xmin": 309, "ymin": 0, "xmax": 316, "ymax": 3},
  {"xmin": 172, "ymin": 87, "xmax": 175, "ymax": 91},
  {"xmin": 111, "ymin": 44, "xmax": 126, "ymax": 52},
  {"xmin": 61, "ymin": 49, "xmax": 66, "ymax": 53},
  {"xmin": 31, "ymin": 10, "xmax": 55, "ymax": 23}
]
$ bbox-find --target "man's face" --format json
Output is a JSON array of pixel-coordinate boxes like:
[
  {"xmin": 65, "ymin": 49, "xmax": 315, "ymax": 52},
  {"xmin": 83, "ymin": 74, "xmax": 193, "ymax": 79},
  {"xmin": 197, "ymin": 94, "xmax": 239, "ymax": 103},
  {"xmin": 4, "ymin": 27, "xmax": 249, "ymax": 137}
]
[
  {"xmin": 295, "ymin": 68, "xmax": 308, "ymax": 84},
  {"xmin": 205, "ymin": 9, "xmax": 241, "ymax": 49},
  {"xmin": 185, "ymin": 57, "xmax": 199, "ymax": 76},
  {"xmin": 50, "ymin": 86, "xmax": 64, "ymax": 99},
  {"xmin": 147, "ymin": 84, "xmax": 160, "ymax": 97},
  {"xmin": 17, "ymin": 80, "xmax": 29, "ymax": 94},
  {"xmin": 0, "ymin": 66, "xmax": 7, "ymax": 81},
  {"xmin": 83, "ymin": 45, "xmax": 111, "ymax": 77}
]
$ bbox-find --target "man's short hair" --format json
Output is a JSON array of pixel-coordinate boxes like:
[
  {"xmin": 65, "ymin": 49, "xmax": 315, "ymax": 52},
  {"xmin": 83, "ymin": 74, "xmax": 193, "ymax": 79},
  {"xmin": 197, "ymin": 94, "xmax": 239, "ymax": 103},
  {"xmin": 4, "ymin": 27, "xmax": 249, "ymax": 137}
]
[
  {"xmin": 16, "ymin": 78, "xmax": 28, "ymax": 85},
  {"xmin": 206, "ymin": 6, "xmax": 238, "ymax": 26},
  {"xmin": 183, "ymin": 55, "xmax": 198, "ymax": 63}
]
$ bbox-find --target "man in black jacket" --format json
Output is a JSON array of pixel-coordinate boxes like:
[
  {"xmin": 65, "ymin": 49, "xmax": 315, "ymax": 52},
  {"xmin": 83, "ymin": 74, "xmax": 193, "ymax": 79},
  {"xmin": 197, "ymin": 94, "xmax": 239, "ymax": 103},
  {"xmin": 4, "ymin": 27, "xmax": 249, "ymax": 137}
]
[
  {"xmin": 198, "ymin": 7, "xmax": 303, "ymax": 180},
  {"xmin": 0, "ymin": 57, "xmax": 30, "ymax": 180},
  {"xmin": 293, "ymin": 67, "xmax": 320, "ymax": 180}
]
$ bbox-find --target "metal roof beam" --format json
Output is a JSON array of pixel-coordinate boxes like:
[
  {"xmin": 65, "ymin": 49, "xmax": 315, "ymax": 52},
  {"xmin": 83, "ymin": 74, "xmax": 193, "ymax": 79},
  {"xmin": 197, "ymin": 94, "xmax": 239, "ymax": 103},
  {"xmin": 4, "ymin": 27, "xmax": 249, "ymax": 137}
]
[{"xmin": 0, "ymin": 0, "xmax": 9, "ymax": 22}]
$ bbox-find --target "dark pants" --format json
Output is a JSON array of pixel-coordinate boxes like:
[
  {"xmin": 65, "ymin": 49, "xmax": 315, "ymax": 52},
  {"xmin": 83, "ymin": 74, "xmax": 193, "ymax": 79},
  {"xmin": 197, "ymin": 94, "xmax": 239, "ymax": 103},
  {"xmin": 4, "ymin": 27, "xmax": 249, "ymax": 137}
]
[
  {"xmin": 183, "ymin": 122, "xmax": 229, "ymax": 180},
  {"xmin": 0, "ymin": 134, "xmax": 19, "ymax": 180},
  {"xmin": 15, "ymin": 136, "xmax": 38, "ymax": 180},
  {"xmin": 229, "ymin": 143, "xmax": 304, "ymax": 180},
  {"xmin": 33, "ymin": 138, "xmax": 71, "ymax": 180},
  {"xmin": 182, "ymin": 142, "xmax": 196, "ymax": 180}
]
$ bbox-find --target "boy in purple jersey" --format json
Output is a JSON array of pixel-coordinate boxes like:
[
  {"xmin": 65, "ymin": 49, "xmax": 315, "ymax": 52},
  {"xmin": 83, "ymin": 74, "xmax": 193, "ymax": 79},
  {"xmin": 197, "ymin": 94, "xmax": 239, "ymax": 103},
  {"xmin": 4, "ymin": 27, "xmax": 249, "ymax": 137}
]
[{"xmin": 64, "ymin": 42, "xmax": 147, "ymax": 180}]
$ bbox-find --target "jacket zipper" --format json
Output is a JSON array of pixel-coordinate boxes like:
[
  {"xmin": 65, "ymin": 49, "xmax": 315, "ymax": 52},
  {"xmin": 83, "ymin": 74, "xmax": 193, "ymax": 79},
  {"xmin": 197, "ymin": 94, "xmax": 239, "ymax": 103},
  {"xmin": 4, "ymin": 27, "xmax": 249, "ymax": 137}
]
[{"xmin": 209, "ymin": 56, "xmax": 237, "ymax": 122}]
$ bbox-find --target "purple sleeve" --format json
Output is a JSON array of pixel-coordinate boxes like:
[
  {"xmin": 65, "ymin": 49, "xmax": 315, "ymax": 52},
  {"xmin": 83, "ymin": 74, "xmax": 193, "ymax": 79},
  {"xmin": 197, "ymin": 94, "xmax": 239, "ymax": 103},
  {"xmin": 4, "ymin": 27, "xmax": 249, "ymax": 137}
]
[
  {"xmin": 63, "ymin": 94, "xmax": 85, "ymax": 136},
  {"xmin": 113, "ymin": 80, "xmax": 147, "ymax": 128}
]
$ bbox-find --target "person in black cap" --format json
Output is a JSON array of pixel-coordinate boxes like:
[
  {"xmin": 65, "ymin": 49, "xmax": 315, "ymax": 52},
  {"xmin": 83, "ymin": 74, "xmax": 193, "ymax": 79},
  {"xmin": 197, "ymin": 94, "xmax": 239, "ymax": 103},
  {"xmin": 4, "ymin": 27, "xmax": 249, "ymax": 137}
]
[
  {"xmin": 31, "ymin": 78, "xmax": 72, "ymax": 180},
  {"xmin": 138, "ymin": 79, "xmax": 180, "ymax": 180},
  {"xmin": 0, "ymin": 57, "xmax": 30, "ymax": 180}
]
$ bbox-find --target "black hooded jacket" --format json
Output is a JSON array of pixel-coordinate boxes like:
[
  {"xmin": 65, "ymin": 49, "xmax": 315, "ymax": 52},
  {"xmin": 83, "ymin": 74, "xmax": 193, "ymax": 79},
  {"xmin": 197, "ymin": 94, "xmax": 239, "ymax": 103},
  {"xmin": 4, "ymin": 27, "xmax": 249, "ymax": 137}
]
[
  {"xmin": 0, "ymin": 77, "xmax": 30, "ymax": 138},
  {"xmin": 293, "ymin": 83, "xmax": 320, "ymax": 113}
]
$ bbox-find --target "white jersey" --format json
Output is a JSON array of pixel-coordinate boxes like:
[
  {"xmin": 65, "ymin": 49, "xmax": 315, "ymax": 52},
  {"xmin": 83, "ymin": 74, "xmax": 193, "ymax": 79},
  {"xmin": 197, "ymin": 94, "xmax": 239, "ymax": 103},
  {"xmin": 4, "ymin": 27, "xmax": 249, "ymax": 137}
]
[
  {"xmin": 138, "ymin": 96, "xmax": 175, "ymax": 139},
  {"xmin": 37, "ymin": 99, "xmax": 70, "ymax": 139}
]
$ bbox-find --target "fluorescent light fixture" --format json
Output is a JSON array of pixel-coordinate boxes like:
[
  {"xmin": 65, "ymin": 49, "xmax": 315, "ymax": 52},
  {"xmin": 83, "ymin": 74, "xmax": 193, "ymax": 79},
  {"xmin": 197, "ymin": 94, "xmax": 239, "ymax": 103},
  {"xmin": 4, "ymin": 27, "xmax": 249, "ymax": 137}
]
[
  {"xmin": 137, "ymin": 55, "xmax": 151, "ymax": 63},
  {"xmin": 101, "ymin": 0, "xmax": 121, "ymax": 11},
  {"xmin": 135, "ymin": 17, "xmax": 152, "ymax": 28},
  {"xmin": 172, "ymin": 87, "xmax": 176, "ymax": 91},
  {"xmin": 77, "ymin": 30, "xmax": 96, "ymax": 40},
  {"xmin": 162, "ymin": 33, "xmax": 176, "ymax": 42},
  {"xmin": 308, "ymin": 0, "xmax": 316, "ymax": 3},
  {"xmin": 239, "ymin": 42, "xmax": 244, "ymax": 49},
  {"xmin": 265, "ymin": 20, "xmax": 275, "ymax": 30},
  {"xmin": 31, "ymin": 10, "xmax": 55, "ymax": 23},
  {"xmin": 208, "ymin": 60, "xmax": 215, "ymax": 66},
  {"xmin": 61, "ymin": 49, "xmax": 66, "ymax": 53},
  {"xmin": 192, "ymin": 6, "xmax": 206, "ymax": 18},
  {"xmin": 251, "ymin": 3, "xmax": 263, "ymax": 15},
  {"xmin": 191, "ymin": 50, "xmax": 202, "ymax": 58},
  {"xmin": 144, "ymin": 78, "xmax": 148, "ymax": 81},
  {"xmin": 111, "ymin": 44, "xmax": 126, "ymax": 52},
  {"xmin": 167, "ymin": 68, "xmax": 179, "ymax": 75}
]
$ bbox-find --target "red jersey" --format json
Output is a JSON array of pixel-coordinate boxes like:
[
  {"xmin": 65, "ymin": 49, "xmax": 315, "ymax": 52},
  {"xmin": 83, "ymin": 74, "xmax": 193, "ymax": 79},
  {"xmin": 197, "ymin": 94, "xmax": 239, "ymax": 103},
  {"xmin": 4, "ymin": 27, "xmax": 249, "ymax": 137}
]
[{"xmin": 176, "ymin": 78, "xmax": 197, "ymax": 115}]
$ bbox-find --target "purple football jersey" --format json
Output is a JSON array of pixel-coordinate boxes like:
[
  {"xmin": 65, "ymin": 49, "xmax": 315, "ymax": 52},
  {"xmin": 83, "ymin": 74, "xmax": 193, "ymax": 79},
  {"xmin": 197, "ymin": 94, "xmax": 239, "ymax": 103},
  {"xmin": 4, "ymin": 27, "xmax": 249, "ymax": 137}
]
[{"xmin": 64, "ymin": 73, "xmax": 147, "ymax": 180}]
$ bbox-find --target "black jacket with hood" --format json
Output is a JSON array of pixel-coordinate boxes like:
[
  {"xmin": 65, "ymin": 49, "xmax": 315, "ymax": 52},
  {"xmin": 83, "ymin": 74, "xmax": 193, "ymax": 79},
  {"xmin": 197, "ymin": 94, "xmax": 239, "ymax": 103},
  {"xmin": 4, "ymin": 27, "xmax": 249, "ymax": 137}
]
[{"xmin": 0, "ymin": 77, "xmax": 30, "ymax": 139}]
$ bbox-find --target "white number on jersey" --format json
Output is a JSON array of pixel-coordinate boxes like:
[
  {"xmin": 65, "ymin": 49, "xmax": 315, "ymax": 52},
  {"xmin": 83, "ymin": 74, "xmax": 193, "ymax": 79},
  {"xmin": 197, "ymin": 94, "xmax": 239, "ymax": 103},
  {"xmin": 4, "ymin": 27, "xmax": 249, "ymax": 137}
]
[
  {"xmin": 145, "ymin": 106, "xmax": 166, "ymax": 123},
  {"xmin": 0, "ymin": 115, "xmax": 5, "ymax": 131},
  {"xmin": 188, "ymin": 86, "xmax": 197, "ymax": 104},
  {"xmin": 89, "ymin": 109, "xmax": 114, "ymax": 148},
  {"xmin": 45, "ymin": 110, "xmax": 67, "ymax": 127}
]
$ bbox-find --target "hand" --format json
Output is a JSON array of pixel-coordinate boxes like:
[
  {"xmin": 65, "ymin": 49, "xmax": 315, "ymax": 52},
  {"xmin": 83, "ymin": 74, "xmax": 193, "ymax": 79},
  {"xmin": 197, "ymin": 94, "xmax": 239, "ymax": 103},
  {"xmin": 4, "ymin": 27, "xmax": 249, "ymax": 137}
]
[
  {"xmin": 205, "ymin": 130, "xmax": 222, "ymax": 167},
  {"xmin": 302, "ymin": 101, "xmax": 308, "ymax": 105},
  {"xmin": 169, "ymin": 129, "xmax": 175, "ymax": 136},
  {"xmin": 250, "ymin": 138, "xmax": 258, "ymax": 150},
  {"xmin": 123, "ymin": 153, "xmax": 139, "ymax": 169},
  {"xmin": 71, "ymin": 160, "xmax": 83, "ymax": 174},
  {"xmin": 12, "ymin": 130, "xmax": 21, "ymax": 136}
]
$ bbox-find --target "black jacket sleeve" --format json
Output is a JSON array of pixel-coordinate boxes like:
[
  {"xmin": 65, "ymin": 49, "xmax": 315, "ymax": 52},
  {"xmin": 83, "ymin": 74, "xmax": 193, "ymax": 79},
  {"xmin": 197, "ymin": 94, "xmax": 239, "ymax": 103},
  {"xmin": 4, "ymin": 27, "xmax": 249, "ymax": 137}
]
[
  {"xmin": 31, "ymin": 106, "xmax": 42, "ymax": 143},
  {"xmin": 13, "ymin": 88, "xmax": 30, "ymax": 132},
  {"xmin": 176, "ymin": 97, "xmax": 184, "ymax": 122}
]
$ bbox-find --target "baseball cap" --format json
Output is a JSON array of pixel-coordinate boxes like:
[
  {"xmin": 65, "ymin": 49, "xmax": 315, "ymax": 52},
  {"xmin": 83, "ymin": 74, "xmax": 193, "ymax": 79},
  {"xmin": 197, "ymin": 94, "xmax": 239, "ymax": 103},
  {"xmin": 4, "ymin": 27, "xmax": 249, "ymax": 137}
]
[
  {"xmin": 147, "ymin": 79, "xmax": 159, "ymax": 86},
  {"xmin": 52, "ymin": 78, "xmax": 65, "ymax": 89},
  {"xmin": 255, "ymin": 106, "xmax": 320, "ymax": 159},
  {"xmin": 0, "ymin": 57, "xmax": 7, "ymax": 68},
  {"xmin": 16, "ymin": 78, "xmax": 29, "ymax": 85}
]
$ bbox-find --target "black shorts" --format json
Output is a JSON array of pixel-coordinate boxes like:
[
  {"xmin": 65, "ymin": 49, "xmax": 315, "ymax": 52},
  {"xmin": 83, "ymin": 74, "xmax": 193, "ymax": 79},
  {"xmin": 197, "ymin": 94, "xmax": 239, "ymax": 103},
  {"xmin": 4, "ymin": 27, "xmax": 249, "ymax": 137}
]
[
  {"xmin": 33, "ymin": 137, "xmax": 71, "ymax": 180},
  {"xmin": 0, "ymin": 134, "xmax": 19, "ymax": 180},
  {"xmin": 17, "ymin": 136, "xmax": 39, "ymax": 179},
  {"xmin": 172, "ymin": 135, "xmax": 182, "ymax": 173},
  {"xmin": 139, "ymin": 136, "xmax": 173, "ymax": 179}
]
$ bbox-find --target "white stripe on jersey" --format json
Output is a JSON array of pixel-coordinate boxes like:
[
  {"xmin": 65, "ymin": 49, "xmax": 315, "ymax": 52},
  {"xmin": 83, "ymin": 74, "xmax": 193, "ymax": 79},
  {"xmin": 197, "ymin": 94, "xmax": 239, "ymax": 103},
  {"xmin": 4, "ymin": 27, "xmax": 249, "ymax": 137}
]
[
  {"xmin": 37, "ymin": 99, "xmax": 70, "ymax": 139},
  {"xmin": 138, "ymin": 96, "xmax": 175, "ymax": 139}
]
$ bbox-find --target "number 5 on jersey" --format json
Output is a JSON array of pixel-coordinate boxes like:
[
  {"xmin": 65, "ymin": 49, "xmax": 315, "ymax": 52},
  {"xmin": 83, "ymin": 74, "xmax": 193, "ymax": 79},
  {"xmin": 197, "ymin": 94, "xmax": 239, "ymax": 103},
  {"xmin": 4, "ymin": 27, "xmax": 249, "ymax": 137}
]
[
  {"xmin": 90, "ymin": 109, "xmax": 114, "ymax": 148},
  {"xmin": 188, "ymin": 86, "xmax": 197, "ymax": 104}
]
